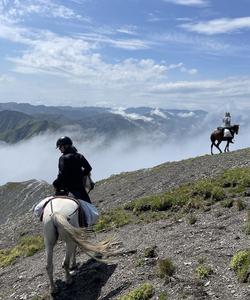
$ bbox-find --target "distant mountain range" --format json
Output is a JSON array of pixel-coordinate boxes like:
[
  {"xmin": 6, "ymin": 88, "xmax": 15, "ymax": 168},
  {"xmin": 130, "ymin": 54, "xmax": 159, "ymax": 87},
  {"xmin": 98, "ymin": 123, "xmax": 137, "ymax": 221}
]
[{"xmin": 0, "ymin": 102, "xmax": 208, "ymax": 144}]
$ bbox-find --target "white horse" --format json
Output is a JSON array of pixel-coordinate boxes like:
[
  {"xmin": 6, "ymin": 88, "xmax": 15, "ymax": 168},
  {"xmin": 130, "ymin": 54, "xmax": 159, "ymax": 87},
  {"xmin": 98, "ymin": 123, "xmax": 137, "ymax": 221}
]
[{"xmin": 42, "ymin": 197, "xmax": 111, "ymax": 294}]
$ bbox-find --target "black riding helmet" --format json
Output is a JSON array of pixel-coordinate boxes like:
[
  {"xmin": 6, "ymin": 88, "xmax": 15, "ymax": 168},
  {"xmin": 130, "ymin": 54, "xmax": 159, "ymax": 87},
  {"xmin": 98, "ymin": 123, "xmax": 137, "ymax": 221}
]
[{"xmin": 56, "ymin": 136, "xmax": 73, "ymax": 148}]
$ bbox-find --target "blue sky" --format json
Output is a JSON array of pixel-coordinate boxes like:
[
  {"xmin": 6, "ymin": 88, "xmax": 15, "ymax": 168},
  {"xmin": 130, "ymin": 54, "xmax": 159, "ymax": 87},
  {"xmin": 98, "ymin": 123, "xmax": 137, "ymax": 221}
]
[{"xmin": 0, "ymin": 0, "xmax": 250, "ymax": 110}]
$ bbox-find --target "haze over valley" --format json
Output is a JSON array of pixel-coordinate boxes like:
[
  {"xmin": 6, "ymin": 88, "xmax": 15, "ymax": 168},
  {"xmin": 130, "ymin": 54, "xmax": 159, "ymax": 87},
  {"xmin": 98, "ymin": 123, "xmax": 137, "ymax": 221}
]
[{"xmin": 0, "ymin": 102, "xmax": 249, "ymax": 186}]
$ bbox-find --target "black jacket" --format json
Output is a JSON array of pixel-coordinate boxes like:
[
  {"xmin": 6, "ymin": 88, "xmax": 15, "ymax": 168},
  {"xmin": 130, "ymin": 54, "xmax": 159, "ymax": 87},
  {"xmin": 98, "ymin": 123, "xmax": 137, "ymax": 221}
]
[{"xmin": 53, "ymin": 146, "xmax": 92, "ymax": 193}]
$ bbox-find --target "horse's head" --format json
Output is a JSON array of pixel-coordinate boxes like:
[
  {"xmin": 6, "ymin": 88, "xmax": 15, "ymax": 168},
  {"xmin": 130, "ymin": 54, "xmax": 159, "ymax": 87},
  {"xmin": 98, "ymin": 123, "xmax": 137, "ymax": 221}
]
[{"xmin": 233, "ymin": 124, "xmax": 239, "ymax": 134}]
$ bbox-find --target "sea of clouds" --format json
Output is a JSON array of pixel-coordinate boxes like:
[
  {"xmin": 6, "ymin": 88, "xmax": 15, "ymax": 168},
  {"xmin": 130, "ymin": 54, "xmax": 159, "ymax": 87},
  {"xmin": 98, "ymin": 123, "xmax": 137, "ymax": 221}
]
[{"xmin": 0, "ymin": 120, "xmax": 249, "ymax": 186}]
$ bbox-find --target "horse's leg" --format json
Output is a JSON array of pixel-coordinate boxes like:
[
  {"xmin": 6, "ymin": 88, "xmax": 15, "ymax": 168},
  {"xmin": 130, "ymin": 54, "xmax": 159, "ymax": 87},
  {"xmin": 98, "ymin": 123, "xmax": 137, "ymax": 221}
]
[
  {"xmin": 69, "ymin": 214, "xmax": 78, "ymax": 270},
  {"xmin": 211, "ymin": 142, "xmax": 214, "ymax": 155},
  {"xmin": 44, "ymin": 220, "xmax": 57, "ymax": 294},
  {"xmin": 224, "ymin": 141, "xmax": 230, "ymax": 152},
  {"xmin": 215, "ymin": 141, "xmax": 222, "ymax": 153},
  {"xmin": 45, "ymin": 243, "xmax": 55, "ymax": 293},
  {"xmin": 70, "ymin": 245, "xmax": 77, "ymax": 270},
  {"xmin": 63, "ymin": 240, "xmax": 75, "ymax": 285}
]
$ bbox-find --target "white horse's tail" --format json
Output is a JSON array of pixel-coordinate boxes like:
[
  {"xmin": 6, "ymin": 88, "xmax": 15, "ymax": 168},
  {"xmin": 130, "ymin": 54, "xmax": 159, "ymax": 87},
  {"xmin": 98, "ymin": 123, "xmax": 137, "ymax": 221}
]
[{"xmin": 51, "ymin": 212, "xmax": 112, "ymax": 256}]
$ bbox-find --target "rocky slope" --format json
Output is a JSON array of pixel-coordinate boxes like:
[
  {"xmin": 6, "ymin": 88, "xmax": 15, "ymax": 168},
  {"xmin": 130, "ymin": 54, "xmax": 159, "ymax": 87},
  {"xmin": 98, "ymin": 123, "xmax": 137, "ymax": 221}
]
[{"xmin": 0, "ymin": 148, "xmax": 250, "ymax": 300}]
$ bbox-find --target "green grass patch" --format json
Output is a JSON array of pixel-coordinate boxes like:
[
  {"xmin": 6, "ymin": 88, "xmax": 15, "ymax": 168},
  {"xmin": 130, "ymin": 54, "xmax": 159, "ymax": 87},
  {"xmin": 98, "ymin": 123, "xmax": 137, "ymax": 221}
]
[
  {"xmin": 230, "ymin": 250, "xmax": 250, "ymax": 282},
  {"xmin": 235, "ymin": 199, "xmax": 246, "ymax": 211},
  {"xmin": 125, "ymin": 186, "xmax": 190, "ymax": 213},
  {"xmin": 94, "ymin": 208, "xmax": 132, "ymax": 232},
  {"xmin": 186, "ymin": 214, "xmax": 197, "ymax": 225},
  {"xmin": 144, "ymin": 246, "xmax": 157, "ymax": 258},
  {"xmin": 219, "ymin": 168, "xmax": 250, "ymax": 193},
  {"xmin": 119, "ymin": 283, "xmax": 154, "ymax": 300},
  {"xmin": 195, "ymin": 264, "xmax": 213, "ymax": 279},
  {"xmin": 244, "ymin": 210, "xmax": 250, "ymax": 235},
  {"xmin": 157, "ymin": 258, "xmax": 175, "ymax": 279},
  {"xmin": 244, "ymin": 223, "xmax": 250, "ymax": 235},
  {"xmin": 0, "ymin": 235, "xmax": 44, "ymax": 268},
  {"xmin": 220, "ymin": 199, "xmax": 234, "ymax": 208},
  {"xmin": 158, "ymin": 292, "xmax": 168, "ymax": 300},
  {"xmin": 95, "ymin": 167, "xmax": 250, "ymax": 231}
]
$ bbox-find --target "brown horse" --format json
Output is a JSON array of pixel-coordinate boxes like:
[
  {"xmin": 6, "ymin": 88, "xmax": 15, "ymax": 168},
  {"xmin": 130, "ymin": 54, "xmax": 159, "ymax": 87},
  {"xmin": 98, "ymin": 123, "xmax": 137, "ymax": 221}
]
[{"xmin": 210, "ymin": 124, "xmax": 239, "ymax": 155}]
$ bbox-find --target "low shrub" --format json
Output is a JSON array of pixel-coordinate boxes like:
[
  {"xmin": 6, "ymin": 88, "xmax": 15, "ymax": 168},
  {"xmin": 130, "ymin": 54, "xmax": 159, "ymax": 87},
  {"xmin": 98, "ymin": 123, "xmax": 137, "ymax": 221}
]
[
  {"xmin": 230, "ymin": 250, "xmax": 250, "ymax": 282},
  {"xmin": 220, "ymin": 199, "xmax": 234, "ymax": 208},
  {"xmin": 192, "ymin": 180, "xmax": 214, "ymax": 199},
  {"xmin": 186, "ymin": 214, "xmax": 197, "ymax": 225},
  {"xmin": 119, "ymin": 283, "xmax": 154, "ymax": 300},
  {"xmin": 158, "ymin": 292, "xmax": 168, "ymax": 300},
  {"xmin": 134, "ymin": 258, "xmax": 144, "ymax": 268},
  {"xmin": 244, "ymin": 210, "xmax": 250, "ymax": 235},
  {"xmin": 157, "ymin": 258, "xmax": 175, "ymax": 279},
  {"xmin": 144, "ymin": 246, "xmax": 157, "ymax": 258},
  {"xmin": 195, "ymin": 264, "xmax": 213, "ymax": 279},
  {"xmin": 211, "ymin": 187, "xmax": 225, "ymax": 201},
  {"xmin": 244, "ymin": 223, "xmax": 250, "ymax": 235},
  {"xmin": 235, "ymin": 199, "xmax": 246, "ymax": 211}
]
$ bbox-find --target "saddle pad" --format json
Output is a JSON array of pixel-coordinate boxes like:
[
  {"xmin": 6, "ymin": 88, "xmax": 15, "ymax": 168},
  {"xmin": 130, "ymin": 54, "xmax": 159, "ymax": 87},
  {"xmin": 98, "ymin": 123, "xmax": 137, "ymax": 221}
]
[{"xmin": 224, "ymin": 129, "xmax": 232, "ymax": 138}]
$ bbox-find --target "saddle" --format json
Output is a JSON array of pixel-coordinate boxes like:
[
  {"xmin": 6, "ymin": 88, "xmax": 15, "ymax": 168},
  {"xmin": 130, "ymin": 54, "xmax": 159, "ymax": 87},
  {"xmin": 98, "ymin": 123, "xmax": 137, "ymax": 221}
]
[
  {"xmin": 40, "ymin": 196, "xmax": 87, "ymax": 227},
  {"xmin": 217, "ymin": 127, "xmax": 233, "ymax": 138}
]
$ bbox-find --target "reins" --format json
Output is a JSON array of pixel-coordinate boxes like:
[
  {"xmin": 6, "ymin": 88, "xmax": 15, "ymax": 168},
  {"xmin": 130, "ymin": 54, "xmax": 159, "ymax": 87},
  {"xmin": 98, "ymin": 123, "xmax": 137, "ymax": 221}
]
[
  {"xmin": 50, "ymin": 199, "xmax": 54, "ymax": 215},
  {"xmin": 68, "ymin": 206, "xmax": 79, "ymax": 217},
  {"xmin": 49, "ymin": 197, "xmax": 80, "ymax": 218}
]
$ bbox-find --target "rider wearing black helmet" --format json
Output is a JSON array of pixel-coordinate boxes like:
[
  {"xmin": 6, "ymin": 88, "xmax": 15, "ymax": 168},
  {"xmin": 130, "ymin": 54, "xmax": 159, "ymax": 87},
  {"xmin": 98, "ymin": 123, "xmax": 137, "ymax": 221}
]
[
  {"xmin": 56, "ymin": 136, "xmax": 73, "ymax": 148},
  {"xmin": 53, "ymin": 136, "xmax": 92, "ymax": 203}
]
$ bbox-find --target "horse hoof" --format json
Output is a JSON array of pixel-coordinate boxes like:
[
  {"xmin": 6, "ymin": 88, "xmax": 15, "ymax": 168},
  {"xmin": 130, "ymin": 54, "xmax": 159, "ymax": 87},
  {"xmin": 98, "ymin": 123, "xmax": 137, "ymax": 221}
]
[
  {"xmin": 69, "ymin": 262, "xmax": 78, "ymax": 271},
  {"xmin": 66, "ymin": 277, "xmax": 73, "ymax": 285},
  {"xmin": 50, "ymin": 286, "xmax": 58, "ymax": 295},
  {"xmin": 69, "ymin": 269, "xmax": 77, "ymax": 276}
]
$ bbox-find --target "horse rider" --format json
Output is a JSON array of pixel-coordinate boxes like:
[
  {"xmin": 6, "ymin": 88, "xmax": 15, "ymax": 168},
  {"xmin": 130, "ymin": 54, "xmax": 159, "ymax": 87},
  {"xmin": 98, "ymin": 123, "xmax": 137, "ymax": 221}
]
[
  {"xmin": 218, "ymin": 112, "xmax": 233, "ymax": 141},
  {"xmin": 53, "ymin": 136, "xmax": 92, "ymax": 203},
  {"xmin": 223, "ymin": 112, "xmax": 232, "ymax": 128}
]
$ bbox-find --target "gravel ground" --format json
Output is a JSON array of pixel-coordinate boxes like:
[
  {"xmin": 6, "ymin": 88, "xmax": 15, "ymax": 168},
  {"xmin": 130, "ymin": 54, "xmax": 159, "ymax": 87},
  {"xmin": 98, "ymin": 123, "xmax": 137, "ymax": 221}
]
[{"xmin": 0, "ymin": 148, "xmax": 250, "ymax": 300}]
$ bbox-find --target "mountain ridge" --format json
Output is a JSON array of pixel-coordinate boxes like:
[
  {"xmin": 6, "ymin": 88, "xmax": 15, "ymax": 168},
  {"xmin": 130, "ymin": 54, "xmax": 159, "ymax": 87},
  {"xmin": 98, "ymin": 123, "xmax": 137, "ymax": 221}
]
[
  {"xmin": 0, "ymin": 110, "xmax": 59, "ymax": 143},
  {"xmin": 0, "ymin": 102, "xmax": 207, "ymax": 144}
]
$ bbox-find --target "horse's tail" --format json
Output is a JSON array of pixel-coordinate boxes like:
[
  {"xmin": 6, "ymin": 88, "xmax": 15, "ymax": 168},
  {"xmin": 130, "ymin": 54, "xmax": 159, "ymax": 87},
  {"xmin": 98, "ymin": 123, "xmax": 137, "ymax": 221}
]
[{"xmin": 51, "ymin": 212, "xmax": 112, "ymax": 257}]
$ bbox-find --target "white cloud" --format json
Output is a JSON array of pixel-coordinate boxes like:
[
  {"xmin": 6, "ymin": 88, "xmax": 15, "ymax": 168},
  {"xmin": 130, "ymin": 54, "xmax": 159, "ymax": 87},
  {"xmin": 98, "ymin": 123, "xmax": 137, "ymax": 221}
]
[
  {"xmin": 1, "ymin": 0, "xmax": 86, "ymax": 22},
  {"xmin": 111, "ymin": 107, "xmax": 153, "ymax": 122},
  {"xmin": 0, "ymin": 74, "xmax": 12, "ymax": 82},
  {"xmin": 117, "ymin": 25, "xmax": 138, "ymax": 35},
  {"xmin": 154, "ymin": 32, "xmax": 232, "ymax": 53},
  {"xmin": 163, "ymin": 0, "xmax": 209, "ymax": 7},
  {"xmin": 177, "ymin": 111, "xmax": 195, "ymax": 118},
  {"xmin": 10, "ymin": 43, "xmax": 168, "ymax": 85},
  {"xmin": 109, "ymin": 38, "xmax": 150, "ymax": 50},
  {"xmin": 181, "ymin": 67, "xmax": 197, "ymax": 74},
  {"xmin": 181, "ymin": 17, "xmax": 250, "ymax": 35},
  {"xmin": 149, "ymin": 80, "xmax": 219, "ymax": 92},
  {"xmin": 150, "ymin": 108, "xmax": 168, "ymax": 119},
  {"xmin": 0, "ymin": 21, "xmax": 34, "ymax": 44},
  {"xmin": 146, "ymin": 77, "xmax": 250, "ymax": 109},
  {"xmin": 165, "ymin": 62, "xmax": 198, "ymax": 74},
  {"xmin": 77, "ymin": 32, "xmax": 151, "ymax": 50},
  {"xmin": 149, "ymin": 78, "xmax": 250, "ymax": 94}
]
